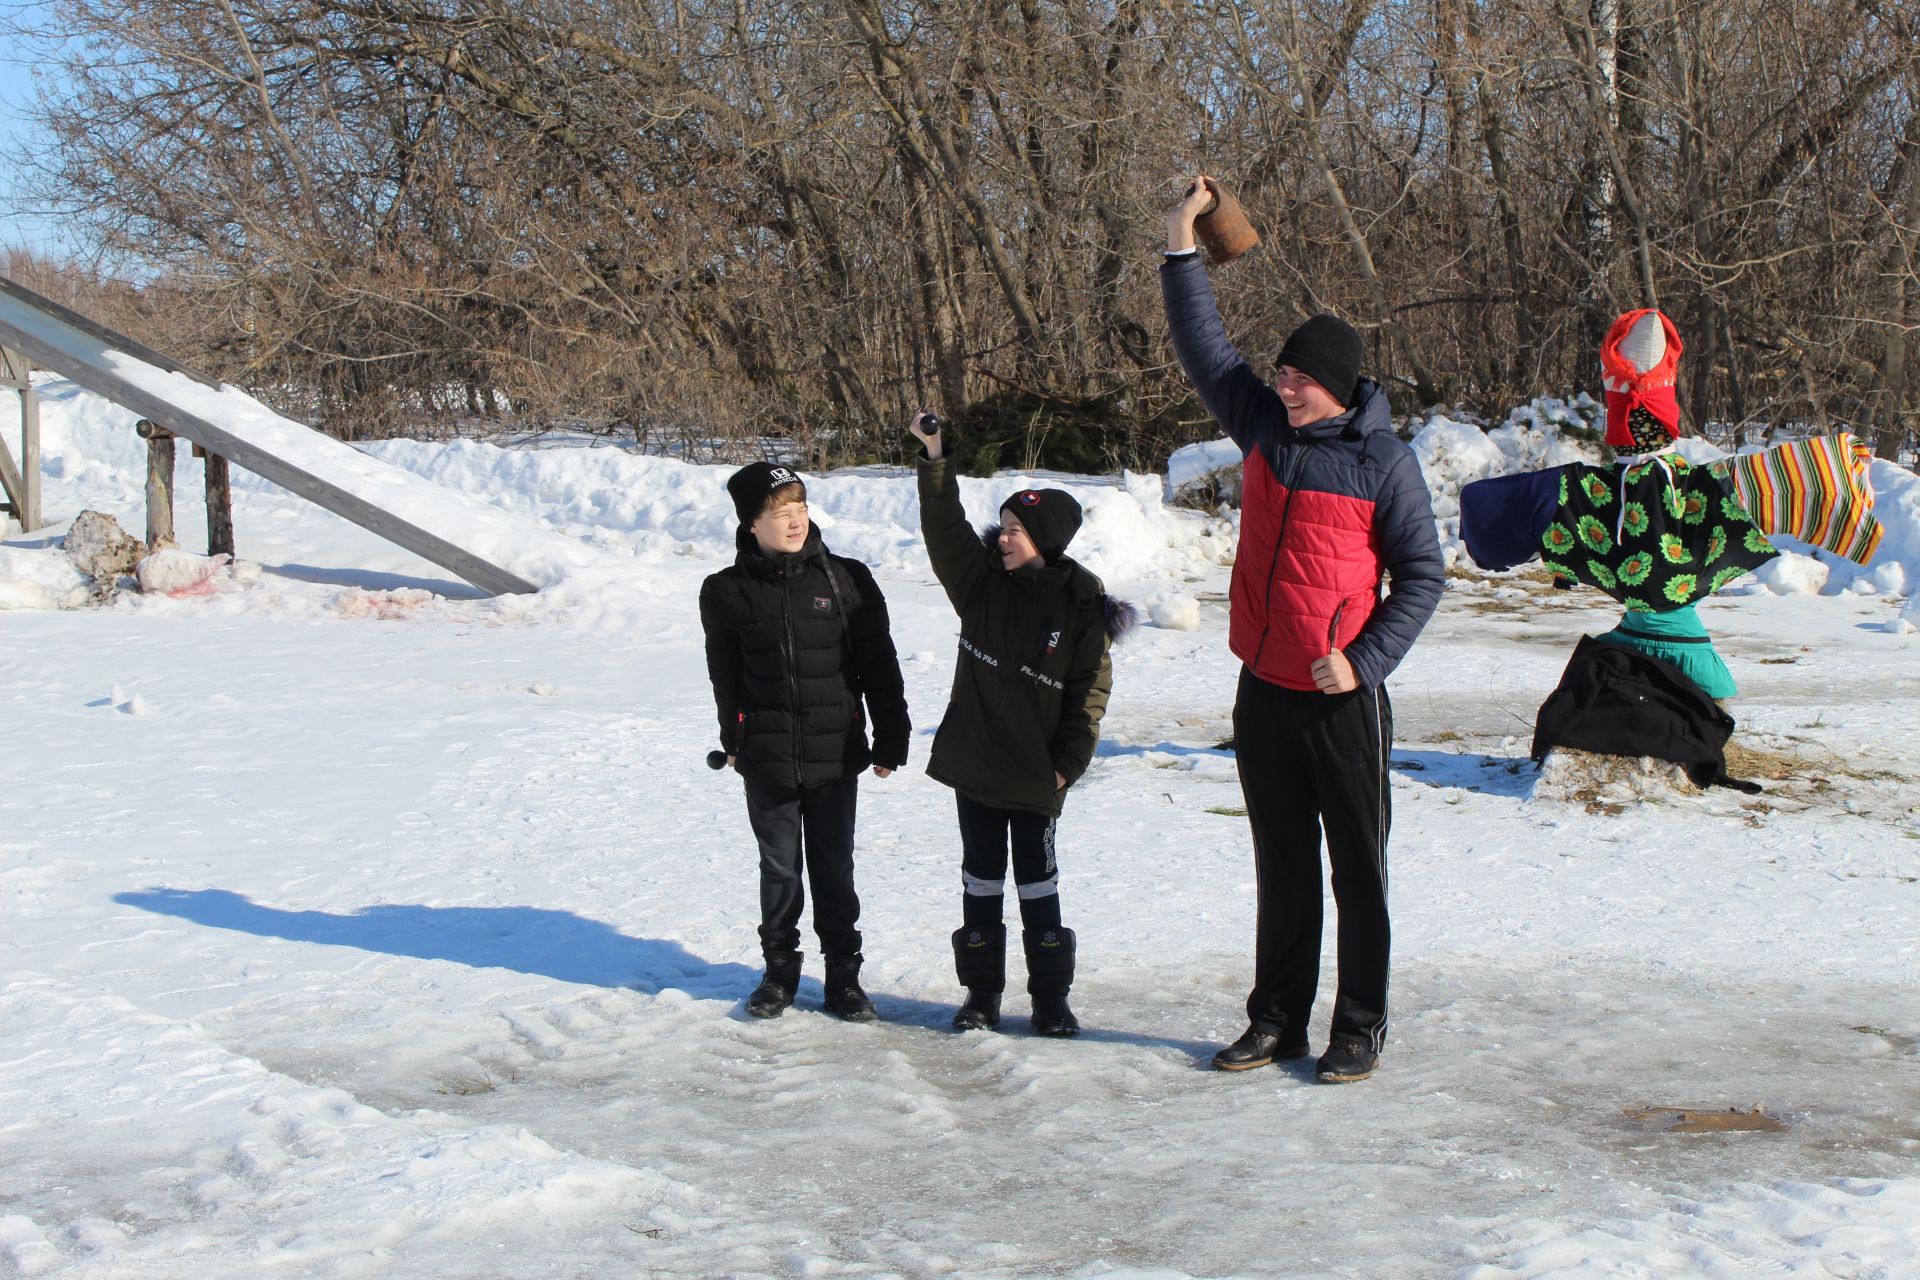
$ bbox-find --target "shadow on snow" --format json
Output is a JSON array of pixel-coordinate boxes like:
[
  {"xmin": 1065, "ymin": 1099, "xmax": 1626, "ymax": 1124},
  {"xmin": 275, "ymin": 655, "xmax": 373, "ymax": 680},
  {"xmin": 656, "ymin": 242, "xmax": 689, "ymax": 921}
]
[
  {"xmin": 264, "ymin": 562, "xmax": 489, "ymax": 598},
  {"xmin": 113, "ymin": 886, "xmax": 758, "ymax": 997},
  {"xmin": 114, "ymin": 886, "xmax": 1227, "ymax": 1060},
  {"xmin": 1390, "ymin": 748, "xmax": 1538, "ymax": 798}
]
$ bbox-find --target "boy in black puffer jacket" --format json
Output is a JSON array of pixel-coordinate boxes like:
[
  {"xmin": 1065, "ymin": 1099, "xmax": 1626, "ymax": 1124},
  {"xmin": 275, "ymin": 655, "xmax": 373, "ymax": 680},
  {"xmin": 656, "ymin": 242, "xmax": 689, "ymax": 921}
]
[
  {"xmin": 699, "ymin": 462, "xmax": 911, "ymax": 1021},
  {"xmin": 908, "ymin": 414, "xmax": 1134, "ymax": 1036}
]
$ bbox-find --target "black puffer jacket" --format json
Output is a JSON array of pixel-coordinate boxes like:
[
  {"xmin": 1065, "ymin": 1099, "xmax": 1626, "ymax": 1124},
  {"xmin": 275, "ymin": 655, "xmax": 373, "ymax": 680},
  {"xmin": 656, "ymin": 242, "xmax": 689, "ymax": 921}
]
[
  {"xmin": 918, "ymin": 457, "xmax": 1133, "ymax": 817},
  {"xmin": 700, "ymin": 527, "xmax": 910, "ymax": 789}
]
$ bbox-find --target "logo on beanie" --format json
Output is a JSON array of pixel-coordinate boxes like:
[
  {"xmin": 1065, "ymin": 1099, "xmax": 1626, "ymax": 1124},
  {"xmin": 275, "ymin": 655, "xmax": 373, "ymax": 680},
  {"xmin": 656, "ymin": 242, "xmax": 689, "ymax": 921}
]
[
  {"xmin": 1018, "ymin": 491, "xmax": 1041, "ymax": 505},
  {"xmin": 769, "ymin": 467, "xmax": 796, "ymax": 485}
]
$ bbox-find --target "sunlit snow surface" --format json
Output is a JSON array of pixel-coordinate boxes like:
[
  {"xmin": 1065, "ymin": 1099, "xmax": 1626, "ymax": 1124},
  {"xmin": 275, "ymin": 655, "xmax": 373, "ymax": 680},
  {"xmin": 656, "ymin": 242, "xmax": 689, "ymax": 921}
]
[{"xmin": 2, "ymin": 380, "xmax": 1917, "ymax": 1278}]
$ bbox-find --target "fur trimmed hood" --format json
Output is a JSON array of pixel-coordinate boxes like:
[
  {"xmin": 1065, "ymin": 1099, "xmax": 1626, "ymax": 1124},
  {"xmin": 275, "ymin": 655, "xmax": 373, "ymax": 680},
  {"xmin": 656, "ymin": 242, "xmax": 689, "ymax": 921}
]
[{"xmin": 981, "ymin": 522, "xmax": 1138, "ymax": 642}]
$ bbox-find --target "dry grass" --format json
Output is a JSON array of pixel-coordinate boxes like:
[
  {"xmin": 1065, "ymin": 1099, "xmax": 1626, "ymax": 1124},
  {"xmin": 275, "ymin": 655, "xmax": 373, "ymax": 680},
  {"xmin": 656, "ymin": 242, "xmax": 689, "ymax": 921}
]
[{"xmin": 1721, "ymin": 741, "xmax": 1803, "ymax": 782}]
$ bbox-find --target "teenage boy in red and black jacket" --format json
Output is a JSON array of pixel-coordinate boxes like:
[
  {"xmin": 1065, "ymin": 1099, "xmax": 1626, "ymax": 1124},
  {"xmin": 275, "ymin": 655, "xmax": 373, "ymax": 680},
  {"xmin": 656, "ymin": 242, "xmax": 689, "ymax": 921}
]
[
  {"xmin": 1162, "ymin": 177, "xmax": 1444, "ymax": 1084},
  {"xmin": 700, "ymin": 462, "xmax": 910, "ymax": 1023}
]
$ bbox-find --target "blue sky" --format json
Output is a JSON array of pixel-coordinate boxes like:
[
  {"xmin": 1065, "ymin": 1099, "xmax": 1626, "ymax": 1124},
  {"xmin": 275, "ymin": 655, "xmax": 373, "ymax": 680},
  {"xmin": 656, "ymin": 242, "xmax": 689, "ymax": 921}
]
[{"xmin": 2, "ymin": 0, "xmax": 78, "ymax": 257}]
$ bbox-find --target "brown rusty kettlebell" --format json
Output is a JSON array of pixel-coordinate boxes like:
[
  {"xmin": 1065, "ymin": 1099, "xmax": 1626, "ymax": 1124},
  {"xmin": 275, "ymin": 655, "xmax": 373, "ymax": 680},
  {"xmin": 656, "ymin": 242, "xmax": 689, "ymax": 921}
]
[{"xmin": 1187, "ymin": 179, "xmax": 1259, "ymax": 265}]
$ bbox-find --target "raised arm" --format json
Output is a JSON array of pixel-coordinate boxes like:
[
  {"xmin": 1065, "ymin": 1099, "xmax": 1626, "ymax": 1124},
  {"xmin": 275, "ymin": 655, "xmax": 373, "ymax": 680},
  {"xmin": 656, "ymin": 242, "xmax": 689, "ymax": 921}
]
[
  {"xmin": 910, "ymin": 412, "xmax": 992, "ymax": 612},
  {"xmin": 1161, "ymin": 175, "xmax": 1285, "ymax": 453}
]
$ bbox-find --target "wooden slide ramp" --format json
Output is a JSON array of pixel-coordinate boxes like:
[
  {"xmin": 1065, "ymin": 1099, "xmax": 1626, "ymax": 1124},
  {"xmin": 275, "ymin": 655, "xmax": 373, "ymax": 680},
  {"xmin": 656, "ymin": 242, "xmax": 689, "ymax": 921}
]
[{"xmin": 0, "ymin": 276, "xmax": 540, "ymax": 596}]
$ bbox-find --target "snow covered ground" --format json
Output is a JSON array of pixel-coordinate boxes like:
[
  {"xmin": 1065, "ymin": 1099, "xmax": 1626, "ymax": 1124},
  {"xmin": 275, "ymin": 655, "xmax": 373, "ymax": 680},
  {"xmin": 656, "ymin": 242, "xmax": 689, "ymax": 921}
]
[{"xmin": 2, "ymin": 380, "xmax": 1917, "ymax": 1279}]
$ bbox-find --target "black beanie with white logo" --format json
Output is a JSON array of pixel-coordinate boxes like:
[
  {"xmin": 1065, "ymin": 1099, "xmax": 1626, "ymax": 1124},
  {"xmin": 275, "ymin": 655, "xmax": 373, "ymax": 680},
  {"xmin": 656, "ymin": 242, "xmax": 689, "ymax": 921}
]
[
  {"xmin": 727, "ymin": 461, "xmax": 805, "ymax": 526},
  {"xmin": 1000, "ymin": 488, "xmax": 1083, "ymax": 560}
]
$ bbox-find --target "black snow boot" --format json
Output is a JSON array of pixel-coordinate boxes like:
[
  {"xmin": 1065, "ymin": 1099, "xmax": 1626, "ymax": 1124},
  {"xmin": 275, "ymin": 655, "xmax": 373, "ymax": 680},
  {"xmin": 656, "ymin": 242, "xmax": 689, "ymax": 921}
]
[
  {"xmin": 951, "ymin": 924, "xmax": 1006, "ymax": 1031},
  {"xmin": 822, "ymin": 953, "xmax": 878, "ymax": 1022},
  {"xmin": 1023, "ymin": 927, "xmax": 1079, "ymax": 1037},
  {"xmin": 745, "ymin": 952, "xmax": 801, "ymax": 1019}
]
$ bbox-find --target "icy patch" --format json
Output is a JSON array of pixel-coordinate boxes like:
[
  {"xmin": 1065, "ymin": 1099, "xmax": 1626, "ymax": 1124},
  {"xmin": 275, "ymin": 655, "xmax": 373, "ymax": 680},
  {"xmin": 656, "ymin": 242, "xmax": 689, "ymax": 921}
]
[
  {"xmin": 0, "ymin": 1216, "xmax": 61, "ymax": 1277},
  {"xmin": 1459, "ymin": 1177, "xmax": 1920, "ymax": 1278}
]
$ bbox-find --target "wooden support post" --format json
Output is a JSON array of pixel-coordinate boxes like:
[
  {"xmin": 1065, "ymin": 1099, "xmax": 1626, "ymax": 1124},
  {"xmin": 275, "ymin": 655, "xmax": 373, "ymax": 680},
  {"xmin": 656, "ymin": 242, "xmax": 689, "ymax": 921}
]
[
  {"xmin": 0, "ymin": 343, "xmax": 41, "ymax": 531},
  {"xmin": 204, "ymin": 450, "xmax": 234, "ymax": 557},
  {"xmin": 19, "ymin": 372, "xmax": 38, "ymax": 530},
  {"xmin": 138, "ymin": 419, "xmax": 177, "ymax": 548}
]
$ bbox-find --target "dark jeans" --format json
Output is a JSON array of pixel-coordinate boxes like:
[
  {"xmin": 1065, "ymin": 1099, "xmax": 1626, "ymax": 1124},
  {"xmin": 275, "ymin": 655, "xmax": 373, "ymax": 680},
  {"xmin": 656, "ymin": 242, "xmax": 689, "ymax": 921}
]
[
  {"xmin": 955, "ymin": 792, "xmax": 1062, "ymax": 932},
  {"xmin": 742, "ymin": 774, "xmax": 861, "ymax": 959},
  {"xmin": 1233, "ymin": 667, "xmax": 1393, "ymax": 1051}
]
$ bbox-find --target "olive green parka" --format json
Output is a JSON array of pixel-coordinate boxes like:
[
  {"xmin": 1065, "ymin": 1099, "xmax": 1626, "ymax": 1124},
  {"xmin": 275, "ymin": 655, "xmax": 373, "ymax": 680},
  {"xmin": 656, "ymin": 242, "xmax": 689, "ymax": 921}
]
[{"xmin": 918, "ymin": 456, "xmax": 1125, "ymax": 817}]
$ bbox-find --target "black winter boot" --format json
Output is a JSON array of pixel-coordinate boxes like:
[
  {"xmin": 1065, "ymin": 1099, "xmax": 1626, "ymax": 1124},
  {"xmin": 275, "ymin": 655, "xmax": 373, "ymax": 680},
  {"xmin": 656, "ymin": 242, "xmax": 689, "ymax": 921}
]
[
  {"xmin": 745, "ymin": 952, "xmax": 801, "ymax": 1019},
  {"xmin": 1316, "ymin": 1039, "xmax": 1379, "ymax": 1083},
  {"xmin": 951, "ymin": 925, "xmax": 1007, "ymax": 1032},
  {"xmin": 822, "ymin": 953, "xmax": 878, "ymax": 1022},
  {"xmin": 1023, "ymin": 927, "xmax": 1079, "ymax": 1037},
  {"xmin": 1212, "ymin": 1026, "xmax": 1311, "ymax": 1071}
]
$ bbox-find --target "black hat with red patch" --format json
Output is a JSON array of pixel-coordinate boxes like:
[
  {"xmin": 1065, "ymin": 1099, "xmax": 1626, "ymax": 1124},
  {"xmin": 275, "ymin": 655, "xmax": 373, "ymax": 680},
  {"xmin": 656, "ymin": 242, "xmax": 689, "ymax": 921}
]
[{"xmin": 999, "ymin": 488, "xmax": 1083, "ymax": 560}]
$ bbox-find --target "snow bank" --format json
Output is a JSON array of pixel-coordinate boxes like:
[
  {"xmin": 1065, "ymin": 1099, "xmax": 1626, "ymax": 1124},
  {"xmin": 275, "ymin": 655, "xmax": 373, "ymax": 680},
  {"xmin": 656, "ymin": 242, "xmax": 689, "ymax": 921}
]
[
  {"xmin": 362, "ymin": 441, "xmax": 1235, "ymax": 600},
  {"xmin": 6, "ymin": 379, "xmax": 1915, "ymax": 627},
  {"xmin": 0, "ymin": 543, "xmax": 88, "ymax": 610}
]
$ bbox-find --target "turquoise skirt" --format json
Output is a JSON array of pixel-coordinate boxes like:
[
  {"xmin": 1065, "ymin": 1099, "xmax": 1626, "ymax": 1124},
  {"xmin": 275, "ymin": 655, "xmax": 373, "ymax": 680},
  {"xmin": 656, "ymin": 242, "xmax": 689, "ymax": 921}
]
[{"xmin": 1593, "ymin": 603, "xmax": 1737, "ymax": 699}]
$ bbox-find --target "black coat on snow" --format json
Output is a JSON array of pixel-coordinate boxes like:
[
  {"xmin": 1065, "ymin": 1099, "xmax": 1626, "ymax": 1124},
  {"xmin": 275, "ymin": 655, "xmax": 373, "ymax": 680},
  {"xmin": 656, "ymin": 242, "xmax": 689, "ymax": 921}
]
[
  {"xmin": 918, "ymin": 456, "xmax": 1133, "ymax": 817},
  {"xmin": 1532, "ymin": 635, "xmax": 1755, "ymax": 791},
  {"xmin": 700, "ymin": 526, "xmax": 910, "ymax": 789}
]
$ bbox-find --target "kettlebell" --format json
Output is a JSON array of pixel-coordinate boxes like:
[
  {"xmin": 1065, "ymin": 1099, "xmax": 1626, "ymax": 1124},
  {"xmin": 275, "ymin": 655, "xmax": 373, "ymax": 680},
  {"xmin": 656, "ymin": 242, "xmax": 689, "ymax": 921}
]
[{"xmin": 1187, "ymin": 179, "xmax": 1259, "ymax": 265}]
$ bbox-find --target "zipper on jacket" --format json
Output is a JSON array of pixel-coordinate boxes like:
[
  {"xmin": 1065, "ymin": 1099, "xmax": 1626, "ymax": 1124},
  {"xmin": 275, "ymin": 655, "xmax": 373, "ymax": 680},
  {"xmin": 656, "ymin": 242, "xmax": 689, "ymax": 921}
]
[
  {"xmin": 780, "ymin": 561, "xmax": 804, "ymax": 788},
  {"xmin": 1253, "ymin": 439, "xmax": 1314, "ymax": 670},
  {"xmin": 1328, "ymin": 600, "xmax": 1346, "ymax": 654}
]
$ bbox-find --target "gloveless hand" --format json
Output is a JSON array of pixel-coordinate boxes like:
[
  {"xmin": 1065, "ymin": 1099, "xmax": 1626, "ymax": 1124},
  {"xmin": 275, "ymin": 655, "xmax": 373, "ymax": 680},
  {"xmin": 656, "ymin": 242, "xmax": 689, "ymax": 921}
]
[
  {"xmin": 1310, "ymin": 648, "xmax": 1358, "ymax": 694},
  {"xmin": 908, "ymin": 411, "xmax": 943, "ymax": 460},
  {"xmin": 1167, "ymin": 174, "xmax": 1214, "ymax": 252}
]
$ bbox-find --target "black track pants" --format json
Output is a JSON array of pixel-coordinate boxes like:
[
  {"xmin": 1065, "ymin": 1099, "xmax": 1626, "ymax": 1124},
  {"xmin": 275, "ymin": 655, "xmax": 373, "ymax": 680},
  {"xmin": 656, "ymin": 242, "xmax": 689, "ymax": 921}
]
[
  {"xmin": 955, "ymin": 792, "xmax": 1062, "ymax": 932},
  {"xmin": 1233, "ymin": 667, "xmax": 1393, "ymax": 1051},
  {"xmin": 742, "ymin": 774, "xmax": 861, "ymax": 959}
]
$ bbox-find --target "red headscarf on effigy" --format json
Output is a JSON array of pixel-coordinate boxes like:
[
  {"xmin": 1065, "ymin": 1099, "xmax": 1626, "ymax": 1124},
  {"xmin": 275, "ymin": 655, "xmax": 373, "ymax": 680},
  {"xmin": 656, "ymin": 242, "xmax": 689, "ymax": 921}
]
[{"xmin": 1601, "ymin": 308, "xmax": 1684, "ymax": 448}]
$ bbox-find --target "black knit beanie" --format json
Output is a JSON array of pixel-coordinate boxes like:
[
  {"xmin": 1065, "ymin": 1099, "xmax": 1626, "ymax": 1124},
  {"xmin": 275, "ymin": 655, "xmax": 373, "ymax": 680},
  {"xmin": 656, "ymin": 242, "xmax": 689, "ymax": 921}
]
[
  {"xmin": 726, "ymin": 461, "xmax": 805, "ymax": 526},
  {"xmin": 1000, "ymin": 488, "xmax": 1083, "ymax": 560},
  {"xmin": 1276, "ymin": 314, "xmax": 1364, "ymax": 407}
]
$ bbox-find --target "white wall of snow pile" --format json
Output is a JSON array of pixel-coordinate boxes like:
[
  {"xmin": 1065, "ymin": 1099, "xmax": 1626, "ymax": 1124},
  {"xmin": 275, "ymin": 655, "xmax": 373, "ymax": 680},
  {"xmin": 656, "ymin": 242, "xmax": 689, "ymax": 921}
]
[
  {"xmin": 365, "ymin": 438, "xmax": 1236, "ymax": 598},
  {"xmin": 8, "ymin": 379, "xmax": 1917, "ymax": 617},
  {"xmin": 4, "ymin": 380, "xmax": 1240, "ymax": 616}
]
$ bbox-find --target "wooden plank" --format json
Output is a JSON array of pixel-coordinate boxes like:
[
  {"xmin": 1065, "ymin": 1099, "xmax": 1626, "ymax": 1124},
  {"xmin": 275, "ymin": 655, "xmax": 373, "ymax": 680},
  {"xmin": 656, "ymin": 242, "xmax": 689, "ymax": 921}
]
[
  {"xmin": 0, "ymin": 279, "xmax": 218, "ymax": 390},
  {"xmin": 0, "ymin": 278, "xmax": 538, "ymax": 594}
]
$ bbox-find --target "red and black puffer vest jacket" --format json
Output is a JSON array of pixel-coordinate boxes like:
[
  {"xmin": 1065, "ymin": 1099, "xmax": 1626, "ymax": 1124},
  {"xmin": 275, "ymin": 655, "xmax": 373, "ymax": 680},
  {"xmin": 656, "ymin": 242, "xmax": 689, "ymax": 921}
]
[{"xmin": 1163, "ymin": 254, "xmax": 1444, "ymax": 691}]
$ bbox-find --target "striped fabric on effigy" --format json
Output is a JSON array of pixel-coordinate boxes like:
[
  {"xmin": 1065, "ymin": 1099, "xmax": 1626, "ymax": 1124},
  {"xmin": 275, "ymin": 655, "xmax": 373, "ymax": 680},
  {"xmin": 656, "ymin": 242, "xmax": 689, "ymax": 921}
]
[{"xmin": 1712, "ymin": 433, "xmax": 1884, "ymax": 565}]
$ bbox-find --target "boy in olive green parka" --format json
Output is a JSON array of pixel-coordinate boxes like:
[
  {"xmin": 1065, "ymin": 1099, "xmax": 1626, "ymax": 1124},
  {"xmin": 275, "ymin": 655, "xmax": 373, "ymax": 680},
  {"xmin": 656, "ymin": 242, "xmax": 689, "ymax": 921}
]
[{"xmin": 908, "ymin": 413, "xmax": 1133, "ymax": 1037}]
